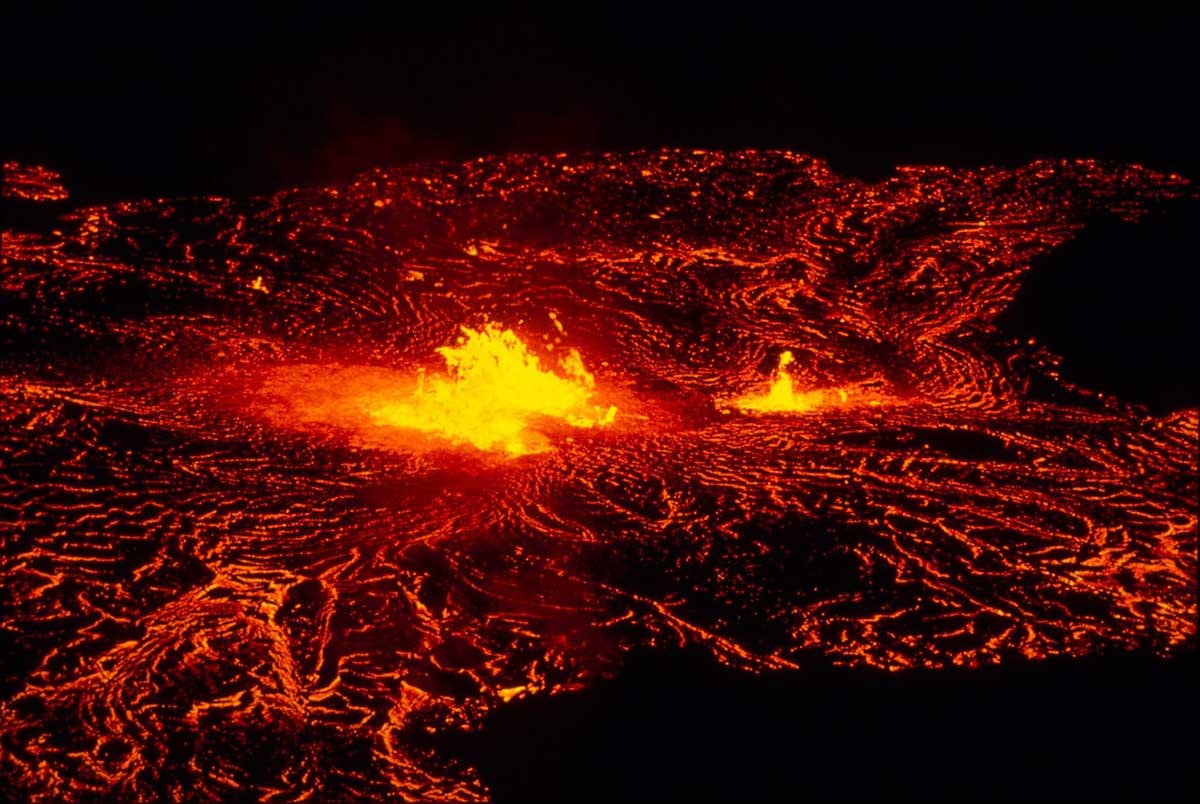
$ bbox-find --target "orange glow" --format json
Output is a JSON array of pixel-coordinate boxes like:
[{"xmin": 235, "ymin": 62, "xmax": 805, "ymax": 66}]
[
  {"xmin": 259, "ymin": 321, "xmax": 616, "ymax": 456},
  {"xmin": 730, "ymin": 350, "xmax": 886, "ymax": 413},
  {"xmin": 2, "ymin": 161, "xmax": 68, "ymax": 201},
  {"xmin": 2, "ymin": 152, "xmax": 1195, "ymax": 804},
  {"xmin": 369, "ymin": 323, "xmax": 616, "ymax": 454}
]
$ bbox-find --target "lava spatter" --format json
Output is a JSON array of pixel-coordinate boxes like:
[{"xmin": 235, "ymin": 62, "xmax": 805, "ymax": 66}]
[
  {"xmin": 0, "ymin": 150, "xmax": 1195, "ymax": 803},
  {"xmin": 257, "ymin": 320, "xmax": 619, "ymax": 457},
  {"xmin": 369, "ymin": 322, "xmax": 617, "ymax": 455},
  {"xmin": 729, "ymin": 350, "xmax": 889, "ymax": 413}
]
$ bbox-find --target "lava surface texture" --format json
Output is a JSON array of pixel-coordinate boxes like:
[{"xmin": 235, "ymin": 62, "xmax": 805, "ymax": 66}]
[{"xmin": 1, "ymin": 152, "xmax": 1196, "ymax": 801}]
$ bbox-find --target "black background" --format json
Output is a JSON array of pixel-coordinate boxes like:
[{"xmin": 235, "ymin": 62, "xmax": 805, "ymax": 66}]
[
  {"xmin": 4, "ymin": 5, "xmax": 1197, "ymax": 801},
  {"xmin": 5, "ymin": 6, "xmax": 1200, "ymax": 200}
]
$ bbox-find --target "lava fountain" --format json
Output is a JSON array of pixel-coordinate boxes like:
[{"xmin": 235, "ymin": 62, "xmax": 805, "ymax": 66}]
[
  {"xmin": 369, "ymin": 321, "xmax": 617, "ymax": 454},
  {"xmin": 259, "ymin": 320, "xmax": 617, "ymax": 456},
  {"xmin": 729, "ymin": 350, "xmax": 888, "ymax": 413}
]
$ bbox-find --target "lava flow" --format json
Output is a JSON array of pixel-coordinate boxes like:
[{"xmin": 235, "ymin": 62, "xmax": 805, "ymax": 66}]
[{"xmin": 1, "ymin": 152, "xmax": 1196, "ymax": 803}]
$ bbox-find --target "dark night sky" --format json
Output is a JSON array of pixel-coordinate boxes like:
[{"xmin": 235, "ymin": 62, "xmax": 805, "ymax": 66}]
[
  {"xmin": 4, "ymin": 6, "xmax": 1198, "ymax": 801},
  {"xmin": 4, "ymin": 7, "xmax": 1199, "ymax": 199}
]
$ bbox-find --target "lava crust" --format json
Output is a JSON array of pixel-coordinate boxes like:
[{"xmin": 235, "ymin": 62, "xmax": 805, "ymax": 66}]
[{"xmin": 1, "ymin": 151, "xmax": 1196, "ymax": 802}]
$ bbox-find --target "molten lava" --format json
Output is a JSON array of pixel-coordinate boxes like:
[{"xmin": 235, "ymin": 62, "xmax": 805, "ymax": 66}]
[
  {"xmin": 1, "ymin": 150, "xmax": 1195, "ymax": 803},
  {"xmin": 731, "ymin": 350, "xmax": 886, "ymax": 413},
  {"xmin": 370, "ymin": 322, "xmax": 616, "ymax": 454},
  {"xmin": 2, "ymin": 160, "xmax": 68, "ymax": 201},
  {"xmin": 257, "ymin": 321, "xmax": 618, "ymax": 456}
]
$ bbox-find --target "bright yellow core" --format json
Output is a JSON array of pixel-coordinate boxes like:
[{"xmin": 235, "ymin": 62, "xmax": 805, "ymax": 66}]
[
  {"xmin": 370, "ymin": 323, "xmax": 617, "ymax": 455},
  {"xmin": 735, "ymin": 351, "xmax": 823, "ymax": 412},
  {"xmin": 733, "ymin": 350, "xmax": 873, "ymax": 413}
]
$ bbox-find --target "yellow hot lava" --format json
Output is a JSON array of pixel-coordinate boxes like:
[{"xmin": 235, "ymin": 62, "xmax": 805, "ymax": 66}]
[
  {"xmin": 369, "ymin": 323, "xmax": 616, "ymax": 454},
  {"xmin": 732, "ymin": 350, "xmax": 880, "ymax": 413}
]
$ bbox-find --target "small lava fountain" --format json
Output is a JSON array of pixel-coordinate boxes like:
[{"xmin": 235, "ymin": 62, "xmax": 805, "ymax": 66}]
[{"xmin": 730, "ymin": 350, "xmax": 888, "ymax": 413}]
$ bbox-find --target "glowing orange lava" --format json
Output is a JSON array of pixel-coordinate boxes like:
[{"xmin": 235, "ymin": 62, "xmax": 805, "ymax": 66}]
[
  {"xmin": 371, "ymin": 322, "xmax": 616, "ymax": 454},
  {"xmin": 730, "ymin": 351, "xmax": 887, "ymax": 413},
  {"xmin": 260, "ymin": 321, "xmax": 617, "ymax": 455},
  {"xmin": 2, "ymin": 151, "xmax": 1195, "ymax": 804},
  {"xmin": 2, "ymin": 160, "xmax": 69, "ymax": 201}
]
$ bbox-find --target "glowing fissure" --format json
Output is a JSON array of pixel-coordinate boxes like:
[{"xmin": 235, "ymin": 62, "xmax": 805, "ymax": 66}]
[{"xmin": 369, "ymin": 323, "xmax": 616, "ymax": 454}]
